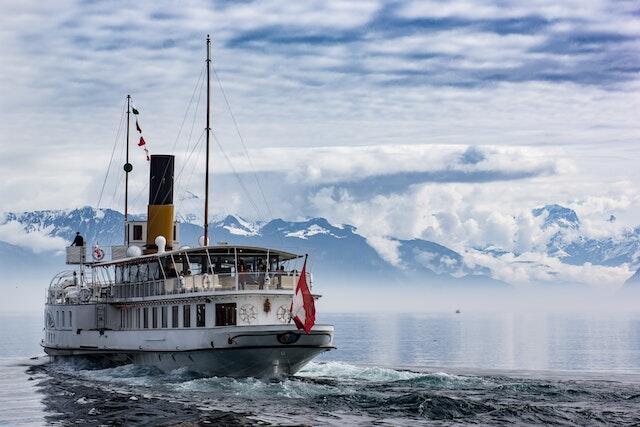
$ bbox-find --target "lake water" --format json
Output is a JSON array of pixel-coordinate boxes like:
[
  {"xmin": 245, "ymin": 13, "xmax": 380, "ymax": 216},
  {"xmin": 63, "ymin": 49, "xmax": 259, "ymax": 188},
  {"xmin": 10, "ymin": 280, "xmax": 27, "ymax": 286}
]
[{"xmin": 2, "ymin": 311, "xmax": 640, "ymax": 425}]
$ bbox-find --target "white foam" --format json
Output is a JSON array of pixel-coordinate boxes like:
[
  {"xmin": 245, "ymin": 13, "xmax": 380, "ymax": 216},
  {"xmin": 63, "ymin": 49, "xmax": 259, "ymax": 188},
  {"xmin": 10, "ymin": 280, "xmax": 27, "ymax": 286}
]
[{"xmin": 298, "ymin": 361, "xmax": 425, "ymax": 381}]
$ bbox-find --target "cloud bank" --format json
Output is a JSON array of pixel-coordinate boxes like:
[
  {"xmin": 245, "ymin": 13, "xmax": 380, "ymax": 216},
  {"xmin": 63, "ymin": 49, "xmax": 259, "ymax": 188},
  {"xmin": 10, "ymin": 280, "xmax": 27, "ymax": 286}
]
[{"xmin": 1, "ymin": 0, "xmax": 639, "ymax": 287}]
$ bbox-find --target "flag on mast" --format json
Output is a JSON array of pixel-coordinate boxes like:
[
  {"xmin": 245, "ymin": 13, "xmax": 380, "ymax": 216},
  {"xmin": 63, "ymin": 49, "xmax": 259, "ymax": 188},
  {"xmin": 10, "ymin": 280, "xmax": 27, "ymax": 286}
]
[
  {"xmin": 132, "ymin": 108, "xmax": 150, "ymax": 161},
  {"xmin": 290, "ymin": 255, "xmax": 315, "ymax": 334}
]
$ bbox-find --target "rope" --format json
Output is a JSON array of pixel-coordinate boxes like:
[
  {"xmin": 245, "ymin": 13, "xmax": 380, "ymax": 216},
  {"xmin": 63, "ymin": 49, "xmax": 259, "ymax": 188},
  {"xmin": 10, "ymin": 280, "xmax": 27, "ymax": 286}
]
[
  {"xmin": 174, "ymin": 128, "xmax": 206, "ymax": 207},
  {"xmin": 212, "ymin": 132, "xmax": 265, "ymax": 220},
  {"xmin": 184, "ymin": 70, "xmax": 206, "ymax": 162},
  {"xmin": 147, "ymin": 65, "xmax": 206, "ymax": 240},
  {"xmin": 175, "ymin": 131, "xmax": 206, "ymax": 222},
  {"xmin": 212, "ymin": 65, "xmax": 275, "ymax": 221},
  {"xmin": 129, "ymin": 181, "xmax": 150, "ymax": 212},
  {"xmin": 96, "ymin": 100, "xmax": 126, "ymax": 209},
  {"xmin": 171, "ymin": 64, "xmax": 205, "ymax": 153},
  {"xmin": 109, "ymin": 129, "xmax": 128, "ymax": 209}
]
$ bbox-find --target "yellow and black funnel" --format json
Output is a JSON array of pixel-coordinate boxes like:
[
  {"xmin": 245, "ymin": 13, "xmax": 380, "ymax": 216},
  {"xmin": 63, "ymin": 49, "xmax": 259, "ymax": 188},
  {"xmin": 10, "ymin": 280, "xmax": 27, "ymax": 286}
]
[{"xmin": 146, "ymin": 155, "xmax": 175, "ymax": 251}]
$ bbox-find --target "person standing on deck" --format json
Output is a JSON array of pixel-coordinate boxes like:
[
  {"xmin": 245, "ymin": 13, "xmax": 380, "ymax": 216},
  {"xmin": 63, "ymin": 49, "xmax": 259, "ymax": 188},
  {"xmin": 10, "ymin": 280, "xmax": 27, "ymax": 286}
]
[{"xmin": 71, "ymin": 232, "xmax": 84, "ymax": 247}]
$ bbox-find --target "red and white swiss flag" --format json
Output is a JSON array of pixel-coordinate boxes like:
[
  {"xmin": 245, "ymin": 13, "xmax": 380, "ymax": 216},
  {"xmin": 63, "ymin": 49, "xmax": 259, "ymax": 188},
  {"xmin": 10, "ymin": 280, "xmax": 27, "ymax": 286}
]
[{"xmin": 290, "ymin": 255, "xmax": 315, "ymax": 334}]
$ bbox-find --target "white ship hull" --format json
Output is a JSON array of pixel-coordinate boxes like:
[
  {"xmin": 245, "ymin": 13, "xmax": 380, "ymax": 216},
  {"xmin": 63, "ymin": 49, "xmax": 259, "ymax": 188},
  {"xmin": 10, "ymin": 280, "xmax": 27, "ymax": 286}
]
[
  {"xmin": 43, "ymin": 300, "xmax": 334, "ymax": 377},
  {"xmin": 45, "ymin": 343, "xmax": 331, "ymax": 378}
]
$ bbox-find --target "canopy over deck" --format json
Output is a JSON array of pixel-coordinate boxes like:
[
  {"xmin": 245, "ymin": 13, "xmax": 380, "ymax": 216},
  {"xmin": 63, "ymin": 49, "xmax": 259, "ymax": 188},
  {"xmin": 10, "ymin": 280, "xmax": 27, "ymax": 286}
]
[{"xmin": 93, "ymin": 245, "xmax": 302, "ymax": 267}]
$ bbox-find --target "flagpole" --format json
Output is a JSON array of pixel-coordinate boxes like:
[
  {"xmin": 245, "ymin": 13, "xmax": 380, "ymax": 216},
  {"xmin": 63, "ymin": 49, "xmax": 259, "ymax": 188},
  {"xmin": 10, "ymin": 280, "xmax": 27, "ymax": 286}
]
[
  {"xmin": 124, "ymin": 94, "xmax": 131, "ymax": 245},
  {"xmin": 204, "ymin": 35, "xmax": 211, "ymax": 245}
]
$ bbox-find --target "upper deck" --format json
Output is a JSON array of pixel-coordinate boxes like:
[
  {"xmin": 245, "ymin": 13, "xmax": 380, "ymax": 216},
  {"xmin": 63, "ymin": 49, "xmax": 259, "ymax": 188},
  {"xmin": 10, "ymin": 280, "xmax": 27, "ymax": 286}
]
[{"xmin": 51, "ymin": 245, "xmax": 311, "ymax": 304}]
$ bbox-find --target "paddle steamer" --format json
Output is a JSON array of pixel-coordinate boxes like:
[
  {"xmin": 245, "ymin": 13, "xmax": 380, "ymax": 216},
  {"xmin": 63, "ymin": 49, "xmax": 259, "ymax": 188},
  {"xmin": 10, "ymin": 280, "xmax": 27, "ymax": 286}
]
[{"xmin": 41, "ymin": 37, "xmax": 334, "ymax": 377}]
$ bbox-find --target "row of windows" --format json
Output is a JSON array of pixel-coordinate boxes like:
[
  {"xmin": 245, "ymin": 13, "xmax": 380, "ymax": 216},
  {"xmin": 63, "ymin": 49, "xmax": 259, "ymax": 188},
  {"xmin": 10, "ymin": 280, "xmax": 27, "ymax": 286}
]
[
  {"xmin": 54, "ymin": 310, "xmax": 72, "ymax": 328},
  {"xmin": 120, "ymin": 303, "xmax": 236, "ymax": 329}
]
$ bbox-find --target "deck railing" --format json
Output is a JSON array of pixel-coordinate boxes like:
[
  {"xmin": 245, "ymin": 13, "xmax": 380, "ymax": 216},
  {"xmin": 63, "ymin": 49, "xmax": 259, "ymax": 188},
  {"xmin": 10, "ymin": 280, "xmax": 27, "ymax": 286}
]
[{"xmin": 101, "ymin": 271, "xmax": 311, "ymax": 300}]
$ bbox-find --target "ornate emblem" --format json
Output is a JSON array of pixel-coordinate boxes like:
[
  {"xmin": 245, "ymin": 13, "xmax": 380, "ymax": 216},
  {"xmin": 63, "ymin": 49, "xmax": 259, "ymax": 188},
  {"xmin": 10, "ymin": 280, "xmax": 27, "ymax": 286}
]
[
  {"xmin": 276, "ymin": 305, "xmax": 291, "ymax": 323},
  {"xmin": 238, "ymin": 304, "xmax": 256, "ymax": 324}
]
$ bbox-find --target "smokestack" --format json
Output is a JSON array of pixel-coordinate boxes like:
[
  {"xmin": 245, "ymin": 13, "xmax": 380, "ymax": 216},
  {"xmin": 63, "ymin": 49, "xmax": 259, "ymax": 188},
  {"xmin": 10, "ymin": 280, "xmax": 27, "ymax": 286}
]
[{"xmin": 146, "ymin": 155, "xmax": 175, "ymax": 252}]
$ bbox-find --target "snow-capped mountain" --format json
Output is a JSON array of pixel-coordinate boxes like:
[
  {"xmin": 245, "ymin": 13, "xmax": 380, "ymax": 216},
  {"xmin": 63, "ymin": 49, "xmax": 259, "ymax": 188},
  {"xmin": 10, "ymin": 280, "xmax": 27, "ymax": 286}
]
[
  {"xmin": 532, "ymin": 204, "xmax": 640, "ymax": 267},
  {"xmin": 533, "ymin": 204, "xmax": 580, "ymax": 230},
  {"xmin": 0, "ymin": 207, "xmax": 500, "ymax": 287},
  {"xmin": 3, "ymin": 207, "xmax": 125, "ymax": 246},
  {"xmin": 3, "ymin": 204, "xmax": 640, "ymax": 286}
]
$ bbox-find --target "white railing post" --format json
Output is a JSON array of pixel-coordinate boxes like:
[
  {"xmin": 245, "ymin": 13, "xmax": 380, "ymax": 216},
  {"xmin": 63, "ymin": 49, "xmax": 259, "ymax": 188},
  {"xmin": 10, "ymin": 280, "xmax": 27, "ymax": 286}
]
[{"xmin": 234, "ymin": 247, "xmax": 239, "ymax": 291}]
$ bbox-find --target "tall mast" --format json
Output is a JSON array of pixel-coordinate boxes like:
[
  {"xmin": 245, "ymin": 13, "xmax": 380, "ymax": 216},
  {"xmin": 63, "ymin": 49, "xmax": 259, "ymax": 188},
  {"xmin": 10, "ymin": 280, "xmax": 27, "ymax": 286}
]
[
  {"xmin": 204, "ymin": 35, "xmax": 211, "ymax": 244},
  {"xmin": 124, "ymin": 94, "xmax": 131, "ymax": 245}
]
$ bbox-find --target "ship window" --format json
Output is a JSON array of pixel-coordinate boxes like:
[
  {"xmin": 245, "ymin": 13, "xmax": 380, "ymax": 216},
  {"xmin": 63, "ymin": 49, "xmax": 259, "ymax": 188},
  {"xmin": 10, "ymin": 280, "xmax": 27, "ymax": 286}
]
[
  {"xmin": 61, "ymin": 311, "xmax": 65, "ymax": 327},
  {"xmin": 136, "ymin": 308, "xmax": 141, "ymax": 328},
  {"xmin": 196, "ymin": 304, "xmax": 206, "ymax": 327},
  {"xmin": 215, "ymin": 303, "xmax": 236, "ymax": 327},
  {"xmin": 161, "ymin": 306, "xmax": 168, "ymax": 328},
  {"xmin": 56, "ymin": 311, "xmax": 59, "ymax": 327},
  {"xmin": 172, "ymin": 306, "xmax": 179, "ymax": 328},
  {"xmin": 143, "ymin": 308, "xmax": 149, "ymax": 328},
  {"xmin": 133, "ymin": 225, "xmax": 143, "ymax": 241},
  {"xmin": 152, "ymin": 307, "xmax": 158, "ymax": 328},
  {"xmin": 69, "ymin": 311, "xmax": 72, "ymax": 327},
  {"xmin": 183, "ymin": 305, "xmax": 191, "ymax": 327}
]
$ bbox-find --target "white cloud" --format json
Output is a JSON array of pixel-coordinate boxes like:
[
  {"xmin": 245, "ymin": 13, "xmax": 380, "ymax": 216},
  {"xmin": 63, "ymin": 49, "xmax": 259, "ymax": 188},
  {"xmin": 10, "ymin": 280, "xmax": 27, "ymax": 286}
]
[
  {"xmin": 0, "ymin": 221, "xmax": 67, "ymax": 253},
  {"xmin": 464, "ymin": 249, "xmax": 633, "ymax": 288},
  {"xmin": 365, "ymin": 236, "xmax": 402, "ymax": 267},
  {"xmin": 212, "ymin": 144, "xmax": 564, "ymax": 185}
]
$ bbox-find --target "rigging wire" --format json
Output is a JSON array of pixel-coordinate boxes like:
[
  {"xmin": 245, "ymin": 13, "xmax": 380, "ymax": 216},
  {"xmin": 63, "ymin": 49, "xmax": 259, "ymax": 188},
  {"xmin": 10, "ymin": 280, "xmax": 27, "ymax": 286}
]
[
  {"xmin": 175, "ymin": 132, "xmax": 206, "ymax": 222},
  {"xmin": 171, "ymin": 64, "xmax": 205, "ymax": 154},
  {"xmin": 183, "ymin": 70, "xmax": 206, "ymax": 162},
  {"xmin": 211, "ymin": 65, "xmax": 291, "ymax": 255},
  {"xmin": 212, "ymin": 65, "xmax": 275, "ymax": 221},
  {"xmin": 129, "ymin": 181, "xmax": 150, "ymax": 213},
  {"xmin": 109, "ymin": 124, "xmax": 128, "ymax": 210},
  {"xmin": 96, "ymin": 100, "xmax": 126, "ymax": 209},
  {"xmin": 174, "ymin": 128, "xmax": 206, "ymax": 215},
  {"xmin": 147, "ymin": 64, "xmax": 206, "ymax": 237},
  {"xmin": 212, "ymin": 132, "xmax": 265, "ymax": 220}
]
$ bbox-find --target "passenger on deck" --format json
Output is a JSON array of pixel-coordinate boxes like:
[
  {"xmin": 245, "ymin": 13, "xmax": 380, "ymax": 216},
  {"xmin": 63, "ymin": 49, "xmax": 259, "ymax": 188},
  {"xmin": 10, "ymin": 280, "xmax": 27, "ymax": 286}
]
[
  {"xmin": 71, "ymin": 232, "xmax": 84, "ymax": 247},
  {"xmin": 275, "ymin": 265, "xmax": 285, "ymax": 289},
  {"xmin": 238, "ymin": 260, "xmax": 247, "ymax": 289},
  {"xmin": 258, "ymin": 260, "xmax": 266, "ymax": 289}
]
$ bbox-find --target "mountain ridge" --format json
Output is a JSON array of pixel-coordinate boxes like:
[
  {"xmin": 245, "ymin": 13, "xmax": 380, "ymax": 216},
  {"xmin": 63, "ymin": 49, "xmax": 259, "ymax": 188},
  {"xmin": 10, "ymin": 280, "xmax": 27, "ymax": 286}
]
[
  {"xmin": 1, "ymin": 206, "xmax": 503, "ymax": 287},
  {"xmin": 2, "ymin": 204, "xmax": 639, "ymax": 286}
]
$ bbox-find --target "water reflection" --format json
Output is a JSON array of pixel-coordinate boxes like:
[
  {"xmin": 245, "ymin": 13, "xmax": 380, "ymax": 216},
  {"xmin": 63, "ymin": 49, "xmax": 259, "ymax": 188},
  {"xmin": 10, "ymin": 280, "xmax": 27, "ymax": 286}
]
[{"xmin": 319, "ymin": 312, "xmax": 640, "ymax": 373}]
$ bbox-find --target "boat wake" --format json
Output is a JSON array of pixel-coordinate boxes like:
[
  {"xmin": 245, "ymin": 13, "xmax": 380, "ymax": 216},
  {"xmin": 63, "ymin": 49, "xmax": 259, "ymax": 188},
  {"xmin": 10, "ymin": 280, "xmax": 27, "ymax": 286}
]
[{"xmin": 25, "ymin": 358, "xmax": 640, "ymax": 425}]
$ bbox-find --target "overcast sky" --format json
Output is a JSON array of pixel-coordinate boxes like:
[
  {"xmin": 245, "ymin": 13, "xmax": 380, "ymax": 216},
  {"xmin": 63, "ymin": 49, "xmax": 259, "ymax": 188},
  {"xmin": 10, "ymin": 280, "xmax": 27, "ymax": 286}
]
[{"xmin": 1, "ymin": 0, "xmax": 639, "ymax": 286}]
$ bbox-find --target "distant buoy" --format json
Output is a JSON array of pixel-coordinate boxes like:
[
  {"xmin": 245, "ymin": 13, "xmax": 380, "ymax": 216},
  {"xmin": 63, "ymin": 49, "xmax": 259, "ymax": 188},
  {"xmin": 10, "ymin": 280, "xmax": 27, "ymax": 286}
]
[
  {"xmin": 179, "ymin": 245, "xmax": 191, "ymax": 250},
  {"xmin": 455, "ymin": 309, "xmax": 461, "ymax": 314},
  {"xmin": 155, "ymin": 236, "xmax": 167, "ymax": 253}
]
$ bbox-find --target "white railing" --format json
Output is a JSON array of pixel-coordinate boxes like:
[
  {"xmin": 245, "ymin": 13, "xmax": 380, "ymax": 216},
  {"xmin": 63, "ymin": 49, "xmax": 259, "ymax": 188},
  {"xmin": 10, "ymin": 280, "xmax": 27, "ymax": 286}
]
[{"xmin": 100, "ymin": 271, "xmax": 312, "ymax": 300}]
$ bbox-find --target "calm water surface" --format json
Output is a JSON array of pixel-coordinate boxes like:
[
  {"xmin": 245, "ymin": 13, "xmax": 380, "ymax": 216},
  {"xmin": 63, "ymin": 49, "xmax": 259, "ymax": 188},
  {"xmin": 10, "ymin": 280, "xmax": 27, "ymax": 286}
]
[{"xmin": 2, "ymin": 311, "xmax": 640, "ymax": 425}]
